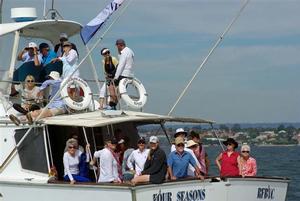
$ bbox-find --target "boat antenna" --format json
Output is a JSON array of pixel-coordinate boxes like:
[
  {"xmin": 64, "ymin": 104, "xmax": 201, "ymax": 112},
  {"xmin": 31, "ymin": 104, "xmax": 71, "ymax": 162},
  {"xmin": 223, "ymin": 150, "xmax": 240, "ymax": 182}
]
[
  {"xmin": 43, "ymin": 0, "xmax": 63, "ymax": 19},
  {"xmin": 168, "ymin": 0, "xmax": 250, "ymax": 116}
]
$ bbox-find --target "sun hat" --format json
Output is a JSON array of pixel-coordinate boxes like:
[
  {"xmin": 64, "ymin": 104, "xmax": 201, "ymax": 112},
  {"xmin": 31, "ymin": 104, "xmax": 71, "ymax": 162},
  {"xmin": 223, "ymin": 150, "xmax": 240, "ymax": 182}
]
[
  {"xmin": 175, "ymin": 137, "xmax": 185, "ymax": 145},
  {"xmin": 223, "ymin": 138, "xmax": 238, "ymax": 149},
  {"xmin": 149, "ymin": 136, "xmax": 159, "ymax": 143},
  {"xmin": 48, "ymin": 71, "xmax": 60, "ymax": 80},
  {"xmin": 62, "ymin": 41, "xmax": 72, "ymax": 47},
  {"xmin": 174, "ymin": 128, "xmax": 188, "ymax": 138},
  {"xmin": 186, "ymin": 140, "xmax": 198, "ymax": 148}
]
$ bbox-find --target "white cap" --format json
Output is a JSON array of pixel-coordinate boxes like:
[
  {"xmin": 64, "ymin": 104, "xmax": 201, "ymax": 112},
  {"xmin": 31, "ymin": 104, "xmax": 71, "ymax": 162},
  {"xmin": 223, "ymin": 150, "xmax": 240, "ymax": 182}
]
[
  {"xmin": 48, "ymin": 71, "xmax": 60, "ymax": 80},
  {"xmin": 60, "ymin": 32, "xmax": 68, "ymax": 39},
  {"xmin": 149, "ymin": 136, "xmax": 159, "ymax": 143},
  {"xmin": 28, "ymin": 42, "xmax": 37, "ymax": 48}
]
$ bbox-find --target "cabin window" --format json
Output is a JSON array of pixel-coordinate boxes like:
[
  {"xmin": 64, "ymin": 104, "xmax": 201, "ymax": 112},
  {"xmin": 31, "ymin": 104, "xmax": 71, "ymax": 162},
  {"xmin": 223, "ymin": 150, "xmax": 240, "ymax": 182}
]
[{"xmin": 14, "ymin": 127, "xmax": 48, "ymax": 174}]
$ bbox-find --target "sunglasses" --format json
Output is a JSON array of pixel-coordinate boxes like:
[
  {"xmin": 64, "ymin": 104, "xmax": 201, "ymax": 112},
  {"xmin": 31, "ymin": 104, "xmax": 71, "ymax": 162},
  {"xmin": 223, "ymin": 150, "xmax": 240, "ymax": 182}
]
[
  {"xmin": 68, "ymin": 146, "xmax": 76, "ymax": 149},
  {"xmin": 176, "ymin": 143, "xmax": 185, "ymax": 147},
  {"xmin": 26, "ymin": 80, "xmax": 34, "ymax": 83},
  {"xmin": 242, "ymin": 151, "xmax": 249, "ymax": 153}
]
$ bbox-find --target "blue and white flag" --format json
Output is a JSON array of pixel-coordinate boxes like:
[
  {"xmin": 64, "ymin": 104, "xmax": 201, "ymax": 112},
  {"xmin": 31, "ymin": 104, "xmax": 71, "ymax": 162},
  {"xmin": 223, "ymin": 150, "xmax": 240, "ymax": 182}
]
[{"xmin": 80, "ymin": 0, "xmax": 125, "ymax": 45}]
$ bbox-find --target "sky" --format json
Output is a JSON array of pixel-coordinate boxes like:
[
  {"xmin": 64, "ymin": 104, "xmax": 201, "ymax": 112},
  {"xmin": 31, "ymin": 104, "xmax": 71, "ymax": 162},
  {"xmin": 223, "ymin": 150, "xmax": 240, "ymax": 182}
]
[{"xmin": 1, "ymin": 0, "xmax": 300, "ymax": 123}]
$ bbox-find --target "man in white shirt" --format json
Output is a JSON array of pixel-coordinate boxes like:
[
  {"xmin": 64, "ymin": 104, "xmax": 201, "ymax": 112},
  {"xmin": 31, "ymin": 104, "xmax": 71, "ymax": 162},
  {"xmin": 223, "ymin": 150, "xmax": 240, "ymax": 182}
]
[
  {"xmin": 17, "ymin": 42, "xmax": 42, "ymax": 66},
  {"xmin": 127, "ymin": 137, "xmax": 150, "ymax": 178},
  {"xmin": 113, "ymin": 39, "xmax": 135, "ymax": 85},
  {"xmin": 92, "ymin": 138, "xmax": 121, "ymax": 183}
]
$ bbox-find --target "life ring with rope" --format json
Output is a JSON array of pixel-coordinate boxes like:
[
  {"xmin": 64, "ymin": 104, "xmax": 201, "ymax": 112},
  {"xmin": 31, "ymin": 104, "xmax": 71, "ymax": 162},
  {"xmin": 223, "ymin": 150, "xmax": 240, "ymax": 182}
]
[
  {"xmin": 118, "ymin": 78, "xmax": 147, "ymax": 109},
  {"xmin": 61, "ymin": 77, "xmax": 92, "ymax": 110}
]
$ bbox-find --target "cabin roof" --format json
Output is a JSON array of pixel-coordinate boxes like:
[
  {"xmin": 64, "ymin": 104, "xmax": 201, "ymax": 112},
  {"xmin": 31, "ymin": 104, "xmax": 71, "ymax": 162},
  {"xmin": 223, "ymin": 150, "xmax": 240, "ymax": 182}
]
[
  {"xmin": 41, "ymin": 110, "xmax": 214, "ymax": 127},
  {"xmin": 0, "ymin": 20, "xmax": 82, "ymax": 44}
]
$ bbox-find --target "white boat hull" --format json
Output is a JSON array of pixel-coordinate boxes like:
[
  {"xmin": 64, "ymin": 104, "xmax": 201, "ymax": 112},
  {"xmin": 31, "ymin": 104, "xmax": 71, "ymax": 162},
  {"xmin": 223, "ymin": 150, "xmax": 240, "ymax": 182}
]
[{"xmin": 0, "ymin": 177, "xmax": 289, "ymax": 201}]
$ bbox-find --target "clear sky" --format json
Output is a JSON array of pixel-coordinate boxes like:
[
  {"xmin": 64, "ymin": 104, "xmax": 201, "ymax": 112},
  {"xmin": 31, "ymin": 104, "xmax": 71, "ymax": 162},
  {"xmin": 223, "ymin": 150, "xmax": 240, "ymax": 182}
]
[{"xmin": 1, "ymin": 0, "xmax": 300, "ymax": 123}]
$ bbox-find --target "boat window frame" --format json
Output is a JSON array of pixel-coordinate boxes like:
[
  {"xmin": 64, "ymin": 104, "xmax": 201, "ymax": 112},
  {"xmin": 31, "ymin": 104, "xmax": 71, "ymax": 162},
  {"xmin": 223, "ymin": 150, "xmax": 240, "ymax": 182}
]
[{"xmin": 14, "ymin": 125, "xmax": 50, "ymax": 176}]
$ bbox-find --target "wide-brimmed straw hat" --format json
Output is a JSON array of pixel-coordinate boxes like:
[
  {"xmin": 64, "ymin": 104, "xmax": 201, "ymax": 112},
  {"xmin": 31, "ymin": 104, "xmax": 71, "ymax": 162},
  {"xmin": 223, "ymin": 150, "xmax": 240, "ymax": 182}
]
[{"xmin": 223, "ymin": 138, "xmax": 238, "ymax": 149}]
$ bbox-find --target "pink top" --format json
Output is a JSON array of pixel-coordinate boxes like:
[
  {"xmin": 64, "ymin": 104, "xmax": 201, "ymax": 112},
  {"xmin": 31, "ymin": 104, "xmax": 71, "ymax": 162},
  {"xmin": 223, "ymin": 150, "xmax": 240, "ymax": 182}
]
[
  {"xmin": 220, "ymin": 151, "xmax": 239, "ymax": 177},
  {"xmin": 193, "ymin": 145, "xmax": 207, "ymax": 175},
  {"xmin": 240, "ymin": 157, "xmax": 257, "ymax": 176}
]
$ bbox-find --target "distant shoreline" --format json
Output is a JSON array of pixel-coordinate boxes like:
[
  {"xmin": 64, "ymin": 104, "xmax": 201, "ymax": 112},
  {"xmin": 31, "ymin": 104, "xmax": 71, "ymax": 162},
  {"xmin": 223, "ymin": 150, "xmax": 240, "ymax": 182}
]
[{"xmin": 255, "ymin": 144, "xmax": 299, "ymax": 147}]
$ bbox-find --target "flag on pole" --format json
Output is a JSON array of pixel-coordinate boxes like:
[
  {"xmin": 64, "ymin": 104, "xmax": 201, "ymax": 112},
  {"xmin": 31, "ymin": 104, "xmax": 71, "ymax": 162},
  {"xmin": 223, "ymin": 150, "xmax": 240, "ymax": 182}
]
[{"xmin": 80, "ymin": 0, "xmax": 125, "ymax": 45}]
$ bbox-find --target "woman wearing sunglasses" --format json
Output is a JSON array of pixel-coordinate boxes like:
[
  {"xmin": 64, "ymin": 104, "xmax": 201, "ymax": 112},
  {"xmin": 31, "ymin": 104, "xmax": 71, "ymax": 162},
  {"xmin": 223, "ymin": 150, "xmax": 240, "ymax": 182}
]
[
  {"xmin": 12, "ymin": 75, "xmax": 42, "ymax": 115},
  {"xmin": 63, "ymin": 138, "xmax": 91, "ymax": 184},
  {"xmin": 239, "ymin": 144, "xmax": 257, "ymax": 177},
  {"xmin": 215, "ymin": 138, "xmax": 240, "ymax": 177}
]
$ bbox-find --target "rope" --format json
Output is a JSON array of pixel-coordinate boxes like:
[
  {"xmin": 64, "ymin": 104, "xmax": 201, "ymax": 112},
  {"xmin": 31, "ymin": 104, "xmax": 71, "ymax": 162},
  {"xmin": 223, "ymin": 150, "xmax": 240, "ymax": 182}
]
[{"xmin": 168, "ymin": 0, "xmax": 250, "ymax": 116}]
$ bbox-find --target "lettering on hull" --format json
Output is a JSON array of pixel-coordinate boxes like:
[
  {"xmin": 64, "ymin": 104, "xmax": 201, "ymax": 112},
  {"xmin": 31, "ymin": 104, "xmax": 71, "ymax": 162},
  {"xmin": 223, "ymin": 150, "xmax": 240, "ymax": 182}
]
[
  {"xmin": 153, "ymin": 189, "xmax": 206, "ymax": 201},
  {"xmin": 257, "ymin": 185, "xmax": 275, "ymax": 199}
]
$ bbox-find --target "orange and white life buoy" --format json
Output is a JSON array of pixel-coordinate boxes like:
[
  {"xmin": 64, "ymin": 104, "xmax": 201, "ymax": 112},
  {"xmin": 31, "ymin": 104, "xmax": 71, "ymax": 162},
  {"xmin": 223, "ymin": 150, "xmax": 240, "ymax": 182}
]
[
  {"xmin": 119, "ymin": 78, "xmax": 147, "ymax": 109},
  {"xmin": 61, "ymin": 77, "xmax": 92, "ymax": 110}
]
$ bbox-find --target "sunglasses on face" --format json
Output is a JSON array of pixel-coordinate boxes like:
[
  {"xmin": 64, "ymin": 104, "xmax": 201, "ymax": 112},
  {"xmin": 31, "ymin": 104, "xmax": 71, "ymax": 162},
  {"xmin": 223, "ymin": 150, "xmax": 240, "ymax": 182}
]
[
  {"xmin": 242, "ymin": 151, "xmax": 249, "ymax": 153},
  {"xmin": 68, "ymin": 146, "xmax": 76, "ymax": 149},
  {"xmin": 176, "ymin": 143, "xmax": 185, "ymax": 147},
  {"xmin": 227, "ymin": 143, "xmax": 233, "ymax": 146},
  {"xmin": 26, "ymin": 80, "xmax": 34, "ymax": 83}
]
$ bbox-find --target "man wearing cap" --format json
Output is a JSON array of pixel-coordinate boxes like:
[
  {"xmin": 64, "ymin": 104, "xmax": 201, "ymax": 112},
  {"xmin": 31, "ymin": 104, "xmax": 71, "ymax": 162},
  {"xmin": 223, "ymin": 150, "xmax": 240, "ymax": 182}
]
[
  {"xmin": 99, "ymin": 48, "xmax": 119, "ymax": 109},
  {"xmin": 127, "ymin": 137, "xmax": 150, "ymax": 177},
  {"xmin": 17, "ymin": 42, "xmax": 42, "ymax": 66},
  {"xmin": 54, "ymin": 33, "xmax": 78, "ymax": 57},
  {"xmin": 168, "ymin": 137, "xmax": 203, "ymax": 180},
  {"xmin": 39, "ymin": 43, "xmax": 57, "ymax": 66},
  {"xmin": 113, "ymin": 39, "xmax": 134, "ymax": 85},
  {"xmin": 91, "ymin": 138, "xmax": 122, "ymax": 183},
  {"xmin": 131, "ymin": 136, "xmax": 167, "ymax": 185}
]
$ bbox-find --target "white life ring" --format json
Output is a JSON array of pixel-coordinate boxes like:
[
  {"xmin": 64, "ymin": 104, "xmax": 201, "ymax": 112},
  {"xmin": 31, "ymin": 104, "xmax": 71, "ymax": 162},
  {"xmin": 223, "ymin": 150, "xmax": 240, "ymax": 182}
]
[
  {"xmin": 119, "ymin": 78, "xmax": 147, "ymax": 109},
  {"xmin": 61, "ymin": 77, "xmax": 92, "ymax": 110}
]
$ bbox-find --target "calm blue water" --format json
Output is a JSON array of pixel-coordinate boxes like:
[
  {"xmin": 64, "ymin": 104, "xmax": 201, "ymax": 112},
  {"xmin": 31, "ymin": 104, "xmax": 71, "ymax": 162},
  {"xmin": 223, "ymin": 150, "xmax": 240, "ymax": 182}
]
[{"xmin": 205, "ymin": 146, "xmax": 300, "ymax": 201}]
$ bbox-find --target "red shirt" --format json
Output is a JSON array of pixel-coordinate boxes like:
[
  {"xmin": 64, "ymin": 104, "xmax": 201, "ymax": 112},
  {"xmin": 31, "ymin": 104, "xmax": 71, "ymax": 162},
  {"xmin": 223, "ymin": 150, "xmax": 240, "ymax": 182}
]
[{"xmin": 220, "ymin": 151, "xmax": 239, "ymax": 177}]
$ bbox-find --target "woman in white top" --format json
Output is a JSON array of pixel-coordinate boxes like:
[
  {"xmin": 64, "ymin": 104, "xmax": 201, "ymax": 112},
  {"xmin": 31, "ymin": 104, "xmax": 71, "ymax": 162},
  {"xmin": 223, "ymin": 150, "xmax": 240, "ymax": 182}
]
[
  {"xmin": 12, "ymin": 75, "xmax": 42, "ymax": 115},
  {"xmin": 51, "ymin": 41, "xmax": 79, "ymax": 79},
  {"xmin": 63, "ymin": 138, "xmax": 90, "ymax": 184}
]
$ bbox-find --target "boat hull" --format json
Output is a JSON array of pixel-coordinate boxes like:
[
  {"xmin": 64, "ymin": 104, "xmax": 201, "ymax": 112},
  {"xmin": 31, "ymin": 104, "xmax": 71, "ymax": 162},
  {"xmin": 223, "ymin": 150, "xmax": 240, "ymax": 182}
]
[{"xmin": 0, "ymin": 177, "xmax": 289, "ymax": 201}]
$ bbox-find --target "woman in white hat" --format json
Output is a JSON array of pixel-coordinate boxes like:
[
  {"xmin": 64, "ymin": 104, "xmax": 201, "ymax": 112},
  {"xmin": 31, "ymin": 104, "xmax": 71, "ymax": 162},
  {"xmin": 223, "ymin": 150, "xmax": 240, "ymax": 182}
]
[{"xmin": 239, "ymin": 144, "xmax": 257, "ymax": 177}]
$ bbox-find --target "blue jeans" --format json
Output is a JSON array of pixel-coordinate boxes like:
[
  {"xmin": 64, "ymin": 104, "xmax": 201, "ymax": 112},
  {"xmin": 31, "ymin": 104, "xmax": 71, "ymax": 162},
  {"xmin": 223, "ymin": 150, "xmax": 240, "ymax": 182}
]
[{"xmin": 64, "ymin": 174, "xmax": 90, "ymax": 182}]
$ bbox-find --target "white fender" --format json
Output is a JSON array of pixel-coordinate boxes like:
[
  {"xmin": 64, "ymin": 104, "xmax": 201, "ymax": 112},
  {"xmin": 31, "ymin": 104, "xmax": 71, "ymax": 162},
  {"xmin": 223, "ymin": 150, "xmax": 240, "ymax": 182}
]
[
  {"xmin": 61, "ymin": 77, "xmax": 92, "ymax": 110},
  {"xmin": 119, "ymin": 78, "xmax": 147, "ymax": 109}
]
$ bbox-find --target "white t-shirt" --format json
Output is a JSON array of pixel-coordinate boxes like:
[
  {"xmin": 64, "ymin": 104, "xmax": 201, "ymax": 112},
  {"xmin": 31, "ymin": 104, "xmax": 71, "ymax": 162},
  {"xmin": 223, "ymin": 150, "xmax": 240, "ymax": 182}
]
[
  {"xmin": 127, "ymin": 148, "xmax": 150, "ymax": 177},
  {"xmin": 63, "ymin": 150, "xmax": 82, "ymax": 181}
]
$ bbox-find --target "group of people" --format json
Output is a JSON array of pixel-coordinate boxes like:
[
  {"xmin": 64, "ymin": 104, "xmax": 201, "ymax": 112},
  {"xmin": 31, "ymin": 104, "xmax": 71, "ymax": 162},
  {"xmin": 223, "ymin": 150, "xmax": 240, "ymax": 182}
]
[
  {"xmin": 62, "ymin": 128, "xmax": 211, "ymax": 185},
  {"xmin": 10, "ymin": 33, "xmax": 79, "ymax": 97},
  {"xmin": 62, "ymin": 129, "xmax": 257, "ymax": 185},
  {"xmin": 9, "ymin": 71, "xmax": 66, "ymax": 125}
]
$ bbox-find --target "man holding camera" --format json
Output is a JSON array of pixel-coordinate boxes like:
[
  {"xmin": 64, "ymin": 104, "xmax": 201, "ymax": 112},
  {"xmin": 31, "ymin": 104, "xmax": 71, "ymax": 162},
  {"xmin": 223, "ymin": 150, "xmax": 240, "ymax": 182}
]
[{"xmin": 17, "ymin": 42, "xmax": 42, "ymax": 66}]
